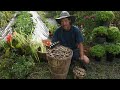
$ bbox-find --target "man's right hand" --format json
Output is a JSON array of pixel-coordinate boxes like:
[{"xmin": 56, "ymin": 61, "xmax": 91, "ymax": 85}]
[{"xmin": 42, "ymin": 39, "xmax": 52, "ymax": 47}]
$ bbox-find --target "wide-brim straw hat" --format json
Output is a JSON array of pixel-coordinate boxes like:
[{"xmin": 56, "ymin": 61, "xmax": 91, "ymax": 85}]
[{"xmin": 55, "ymin": 11, "xmax": 75, "ymax": 24}]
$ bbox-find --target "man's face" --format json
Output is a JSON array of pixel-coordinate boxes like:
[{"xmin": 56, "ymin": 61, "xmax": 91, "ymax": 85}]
[{"xmin": 60, "ymin": 18, "xmax": 71, "ymax": 30}]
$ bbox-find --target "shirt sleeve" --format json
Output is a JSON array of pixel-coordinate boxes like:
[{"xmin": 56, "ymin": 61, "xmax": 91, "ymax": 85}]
[{"xmin": 75, "ymin": 29, "xmax": 84, "ymax": 44}]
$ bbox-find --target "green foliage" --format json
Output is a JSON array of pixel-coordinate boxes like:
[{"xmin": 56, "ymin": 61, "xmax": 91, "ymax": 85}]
[
  {"xmin": 73, "ymin": 11, "xmax": 96, "ymax": 26},
  {"xmin": 0, "ymin": 52, "xmax": 35, "ymax": 79},
  {"xmin": 12, "ymin": 31, "xmax": 46, "ymax": 61},
  {"xmin": 112, "ymin": 11, "xmax": 120, "ymax": 30},
  {"xmin": 10, "ymin": 32, "xmax": 32, "ymax": 56},
  {"xmin": 12, "ymin": 11, "xmax": 35, "ymax": 35},
  {"xmin": 0, "ymin": 11, "xmax": 15, "ymax": 28},
  {"xmin": 0, "ymin": 58, "xmax": 15, "ymax": 79},
  {"xmin": 46, "ymin": 22, "xmax": 57, "ymax": 34},
  {"xmin": 0, "ymin": 58, "xmax": 14, "ymax": 71},
  {"xmin": 37, "ymin": 11, "xmax": 47, "ymax": 22},
  {"xmin": 10, "ymin": 55, "xmax": 35, "ymax": 79},
  {"xmin": 29, "ymin": 41, "xmax": 44, "ymax": 62},
  {"xmin": 105, "ymin": 43, "xmax": 120, "ymax": 55},
  {"xmin": 12, "ymin": 31, "xmax": 30, "ymax": 49},
  {"xmin": 107, "ymin": 26, "xmax": 120, "ymax": 41},
  {"xmin": 0, "ymin": 39, "xmax": 11, "ymax": 58},
  {"xmin": 0, "ymin": 39, "xmax": 8, "ymax": 49},
  {"xmin": 0, "ymin": 70, "xmax": 11, "ymax": 79},
  {"xmin": 90, "ymin": 45, "xmax": 105, "ymax": 57},
  {"xmin": 92, "ymin": 26, "xmax": 108, "ymax": 37},
  {"xmin": 44, "ymin": 11, "xmax": 61, "ymax": 18},
  {"xmin": 0, "ymin": 30, "xmax": 47, "ymax": 62},
  {"xmin": 95, "ymin": 11, "xmax": 115, "ymax": 22},
  {"xmin": 72, "ymin": 11, "xmax": 97, "ymax": 45},
  {"xmin": 38, "ymin": 11, "xmax": 58, "ymax": 34}
]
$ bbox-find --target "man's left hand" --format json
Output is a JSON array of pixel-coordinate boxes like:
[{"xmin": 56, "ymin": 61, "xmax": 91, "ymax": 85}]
[
  {"xmin": 80, "ymin": 55, "xmax": 84, "ymax": 61},
  {"xmin": 80, "ymin": 55, "xmax": 90, "ymax": 64}
]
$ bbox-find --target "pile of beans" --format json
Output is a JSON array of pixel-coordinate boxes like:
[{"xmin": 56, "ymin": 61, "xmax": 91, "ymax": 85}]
[{"xmin": 47, "ymin": 45, "xmax": 73, "ymax": 60}]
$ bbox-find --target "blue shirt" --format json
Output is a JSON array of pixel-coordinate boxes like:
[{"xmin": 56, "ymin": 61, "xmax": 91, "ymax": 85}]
[{"xmin": 52, "ymin": 25, "xmax": 84, "ymax": 50}]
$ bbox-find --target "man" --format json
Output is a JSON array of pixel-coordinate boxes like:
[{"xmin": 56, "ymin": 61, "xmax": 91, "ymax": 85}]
[{"xmin": 52, "ymin": 11, "xmax": 89, "ymax": 69}]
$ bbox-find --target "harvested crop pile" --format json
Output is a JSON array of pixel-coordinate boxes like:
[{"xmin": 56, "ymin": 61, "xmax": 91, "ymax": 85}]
[{"xmin": 47, "ymin": 45, "xmax": 73, "ymax": 60}]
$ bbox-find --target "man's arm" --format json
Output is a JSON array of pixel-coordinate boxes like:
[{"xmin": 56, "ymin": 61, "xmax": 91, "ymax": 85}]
[
  {"xmin": 78, "ymin": 42, "xmax": 90, "ymax": 64},
  {"xmin": 78, "ymin": 43, "xmax": 84, "ymax": 60}
]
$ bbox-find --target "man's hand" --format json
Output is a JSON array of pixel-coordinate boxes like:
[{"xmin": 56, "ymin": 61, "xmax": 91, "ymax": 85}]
[
  {"xmin": 42, "ymin": 39, "xmax": 51, "ymax": 47},
  {"xmin": 80, "ymin": 55, "xmax": 84, "ymax": 61},
  {"xmin": 79, "ymin": 55, "xmax": 90, "ymax": 64},
  {"xmin": 77, "ymin": 43, "xmax": 84, "ymax": 60}
]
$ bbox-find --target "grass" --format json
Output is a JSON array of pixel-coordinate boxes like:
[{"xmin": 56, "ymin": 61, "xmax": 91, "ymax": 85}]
[
  {"xmin": 26, "ymin": 57, "xmax": 120, "ymax": 79},
  {"xmin": 27, "ymin": 61, "xmax": 51, "ymax": 79},
  {"xmin": 77, "ymin": 57, "xmax": 120, "ymax": 79}
]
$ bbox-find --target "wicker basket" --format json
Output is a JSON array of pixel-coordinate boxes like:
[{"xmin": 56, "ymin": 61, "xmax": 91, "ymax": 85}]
[{"xmin": 46, "ymin": 47, "xmax": 73, "ymax": 79}]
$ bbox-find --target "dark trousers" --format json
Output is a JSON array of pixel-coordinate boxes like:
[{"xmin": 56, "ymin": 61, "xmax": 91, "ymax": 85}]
[
  {"xmin": 72, "ymin": 49, "xmax": 80, "ymax": 61},
  {"xmin": 71, "ymin": 49, "xmax": 87, "ymax": 70}
]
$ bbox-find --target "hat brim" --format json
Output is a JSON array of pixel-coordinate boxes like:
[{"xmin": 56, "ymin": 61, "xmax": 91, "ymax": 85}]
[{"xmin": 55, "ymin": 16, "xmax": 75, "ymax": 24}]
